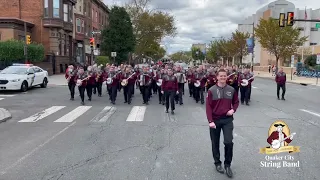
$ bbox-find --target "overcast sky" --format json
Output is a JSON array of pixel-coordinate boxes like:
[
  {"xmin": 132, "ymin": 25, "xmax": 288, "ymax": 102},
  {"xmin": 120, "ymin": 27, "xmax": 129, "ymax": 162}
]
[{"xmin": 103, "ymin": 0, "xmax": 320, "ymax": 54}]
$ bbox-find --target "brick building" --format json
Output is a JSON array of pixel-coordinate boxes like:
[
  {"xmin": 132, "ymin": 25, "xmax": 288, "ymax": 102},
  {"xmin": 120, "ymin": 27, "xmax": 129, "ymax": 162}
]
[
  {"xmin": 0, "ymin": 0, "xmax": 76, "ymax": 74},
  {"xmin": 73, "ymin": 0, "xmax": 109, "ymax": 66}
]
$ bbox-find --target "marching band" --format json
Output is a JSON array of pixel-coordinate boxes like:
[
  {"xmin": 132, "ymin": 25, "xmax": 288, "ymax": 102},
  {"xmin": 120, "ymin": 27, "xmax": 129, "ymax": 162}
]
[{"xmin": 65, "ymin": 63, "xmax": 255, "ymax": 110}]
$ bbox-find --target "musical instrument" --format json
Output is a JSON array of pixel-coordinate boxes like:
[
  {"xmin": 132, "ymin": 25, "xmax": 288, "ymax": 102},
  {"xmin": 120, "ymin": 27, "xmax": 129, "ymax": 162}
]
[
  {"xmin": 156, "ymin": 79, "xmax": 163, "ymax": 86},
  {"xmin": 95, "ymin": 71, "xmax": 102, "ymax": 81},
  {"xmin": 241, "ymin": 76, "xmax": 255, "ymax": 86},
  {"xmin": 139, "ymin": 73, "xmax": 151, "ymax": 86},
  {"xmin": 76, "ymin": 76, "xmax": 90, "ymax": 86},
  {"xmin": 194, "ymin": 74, "xmax": 205, "ymax": 87},
  {"xmin": 121, "ymin": 72, "xmax": 136, "ymax": 86},
  {"xmin": 106, "ymin": 72, "xmax": 120, "ymax": 85},
  {"xmin": 67, "ymin": 69, "xmax": 75, "ymax": 83},
  {"xmin": 271, "ymin": 132, "xmax": 296, "ymax": 149},
  {"xmin": 228, "ymin": 72, "xmax": 235, "ymax": 78}
]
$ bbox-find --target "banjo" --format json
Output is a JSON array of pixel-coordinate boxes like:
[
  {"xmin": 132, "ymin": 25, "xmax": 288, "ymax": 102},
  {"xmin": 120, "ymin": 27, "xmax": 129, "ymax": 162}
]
[
  {"xmin": 271, "ymin": 132, "xmax": 296, "ymax": 149},
  {"xmin": 76, "ymin": 76, "xmax": 90, "ymax": 86},
  {"xmin": 121, "ymin": 72, "xmax": 136, "ymax": 86},
  {"xmin": 241, "ymin": 76, "xmax": 255, "ymax": 86}
]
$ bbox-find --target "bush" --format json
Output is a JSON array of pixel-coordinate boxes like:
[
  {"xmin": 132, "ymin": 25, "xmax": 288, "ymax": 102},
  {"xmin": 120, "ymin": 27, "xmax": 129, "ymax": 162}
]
[
  {"xmin": 95, "ymin": 56, "xmax": 110, "ymax": 66},
  {"xmin": 0, "ymin": 40, "xmax": 44, "ymax": 63},
  {"xmin": 304, "ymin": 54, "xmax": 317, "ymax": 67}
]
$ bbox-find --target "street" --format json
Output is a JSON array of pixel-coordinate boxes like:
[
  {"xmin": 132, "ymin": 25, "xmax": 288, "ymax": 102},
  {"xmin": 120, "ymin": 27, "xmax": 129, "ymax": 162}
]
[{"xmin": 0, "ymin": 78, "xmax": 320, "ymax": 180}]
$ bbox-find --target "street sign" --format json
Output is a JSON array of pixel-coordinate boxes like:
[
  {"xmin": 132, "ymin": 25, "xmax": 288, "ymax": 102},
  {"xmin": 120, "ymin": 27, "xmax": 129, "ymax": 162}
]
[
  {"xmin": 316, "ymin": 23, "xmax": 320, "ymax": 29},
  {"xmin": 291, "ymin": 55, "xmax": 294, "ymax": 68},
  {"xmin": 111, "ymin": 52, "xmax": 116, "ymax": 57},
  {"xmin": 316, "ymin": 53, "xmax": 320, "ymax": 65}
]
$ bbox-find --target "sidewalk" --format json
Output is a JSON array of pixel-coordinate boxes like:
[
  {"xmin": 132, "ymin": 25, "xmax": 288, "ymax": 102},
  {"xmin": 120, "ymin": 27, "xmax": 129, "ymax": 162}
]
[
  {"xmin": 255, "ymin": 71, "xmax": 320, "ymax": 86},
  {"xmin": 48, "ymin": 74, "xmax": 68, "ymax": 86},
  {"xmin": 0, "ymin": 108, "xmax": 11, "ymax": 123}
]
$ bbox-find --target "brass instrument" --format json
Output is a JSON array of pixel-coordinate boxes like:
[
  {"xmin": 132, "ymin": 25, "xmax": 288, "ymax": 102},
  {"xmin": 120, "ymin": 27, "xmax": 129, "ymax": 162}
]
[{"xmin": 139, "ymin": 73, "xmax": 151, "ymax": 86}]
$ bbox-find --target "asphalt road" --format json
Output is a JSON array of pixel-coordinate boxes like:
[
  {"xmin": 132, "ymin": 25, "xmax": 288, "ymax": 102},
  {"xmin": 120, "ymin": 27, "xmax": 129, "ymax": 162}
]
[{"xmin": 0, "ymin": 78, "xmax": 319, "ymax": 180}]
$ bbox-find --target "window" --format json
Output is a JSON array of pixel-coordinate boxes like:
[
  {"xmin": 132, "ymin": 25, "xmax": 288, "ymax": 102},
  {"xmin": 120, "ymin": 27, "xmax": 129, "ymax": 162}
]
[
  {"xmin": 298, "ymin": 27, "xmax": 304, "ymax": 31},
  {"xmin": 53, "ymin": 0, "xmax": 60, "ymax": 18},
  {"xmin": 69, "ymin": 5, "xmax": 72, "ymax": 22},
  {"xmin": 64, "ymin": 34, "xmax": 67, "ymax": 56},
  {"xmin": 83, "ymin": 3, "xmax": 86, "ymax": 15},
  {"xmin": 44, "ymin": 0, "xmax": 49, "ymax": 17},
  {"xmin": 92, "ymin": 9, "xmax": 94, "ymax": 20},
  {"xmin": 79, "ymin": 6, "xmax": 81, "ymax": 12},
  {"xmin": 63, "ymin": 4, "xmax": 68, "ymax": 22},
  {"xmin": 99, "ymin": 12, "xmax": 101, "ymax": 23},
  {"xmin": 310, "ymin": 43, "xmax": 317, "ymax": 46},
  {"xmin": 82, "ymin": 20, "xmax": 84, "ymax": 33},
  {"xmin": 34, "ymin": 67, "xmax": 42, "ymax": 72},
  {"xmin": 76, "ymin": 18, "xmax": 81, "ymax": 33},
  {"xmin": 96, "ymin": 11, "xmax": 98, "ymax": 22},
  {"xmin": 311, "ymin": 27, "xmax": 318, "ymax": 31},
  {"xmin": 58, "ymin": 32, "xmax": 62, "ymax": 55}
]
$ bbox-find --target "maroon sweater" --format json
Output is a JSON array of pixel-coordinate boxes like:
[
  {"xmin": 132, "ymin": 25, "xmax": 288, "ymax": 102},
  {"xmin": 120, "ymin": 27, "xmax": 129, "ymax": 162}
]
[
  {"xmin": 161, "ymin": 74, "xmax": 178, "ymax": 91},
  {"xmin": 275, "ymin": 72, "xmax": 286, "ymax": 85},
  {"xmin": 206, "ymin": 84, "xmax": 239, "ymax": 123}
]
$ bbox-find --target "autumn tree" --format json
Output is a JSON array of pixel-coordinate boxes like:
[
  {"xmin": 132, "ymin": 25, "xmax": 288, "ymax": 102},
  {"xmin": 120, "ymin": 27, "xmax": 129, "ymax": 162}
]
[
  {"xmin": 231, "ymin": 30, "xmax": 250, "ymax": 64},
  {"xmin": 254, "ymin": 18, "xmax": 307, "ymax": 69},
  {"xmin": 125, "ymin": 0, "xmax": 177, "ymax": 55},
  {"xmin": 100, "ymin": 6, "xmax": 135, "ymax": 64}
]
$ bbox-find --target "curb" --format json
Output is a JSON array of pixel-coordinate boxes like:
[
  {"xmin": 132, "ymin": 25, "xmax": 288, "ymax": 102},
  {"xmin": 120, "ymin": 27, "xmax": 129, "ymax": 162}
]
[
  {"xmin": 256, "ymin": 76, "xmax": 312, "ymax": 86},
  {"xmin": 0, "ymin": 108, "xmax": 12, "ymax": 123}
]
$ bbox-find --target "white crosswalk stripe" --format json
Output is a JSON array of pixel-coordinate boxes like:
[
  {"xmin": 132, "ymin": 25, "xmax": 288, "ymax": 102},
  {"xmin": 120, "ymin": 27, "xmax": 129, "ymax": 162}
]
[
  {"xmin": 126, "ymin": 106, "xmax": 146, "ymax": 122},
  {"xmin": 0, "ymin": 98, "xmax": 4, "ymax": 101},
  {"xmin": 54, "ymin": 106, "xmax": 92, "ymax": 123},
  {"xmin": 0, "ymin": 94, "xmax": 16, "ymax": 101},
  {"xmin": 19, "ymin": 106, "xmax": 66, "ymax": 122},
  {"xmin": 91, "ymin": 106, "xmax": 116, "ymax": 122}
]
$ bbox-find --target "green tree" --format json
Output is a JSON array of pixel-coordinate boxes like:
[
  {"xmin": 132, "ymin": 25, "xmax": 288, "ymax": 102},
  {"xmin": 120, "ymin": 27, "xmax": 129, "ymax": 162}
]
[
  {"xmin": 142, "ymin": 41, "xmax": 166, "ymax": 60},
  {"xmin": 101, "ymin": 6, "xmax": 135, "ymax": 64},
  {"xmin": 191, "ymin": 47, "xmax": 205, "ymax": 61},
  {"xmin": 126, "ymin": 0, "xmax": 177, "ymax": 55},
  {"xmin": 231, "ymin": 30, "xmax": 250, "ymax": 64},
  {"xmin": 95, "ymin": 56, "xmax": 110, "ymax": 66},
  {"xmin": 170, "ymin": 51, "xmax": 191, "ymax": 62},
  {"xmin": 254, "ymin": 18, "xmax": 307, "ymax": 69},
  {"xmin": 207, "ymin": 40, "xmax": 221, "ymax": 63}
]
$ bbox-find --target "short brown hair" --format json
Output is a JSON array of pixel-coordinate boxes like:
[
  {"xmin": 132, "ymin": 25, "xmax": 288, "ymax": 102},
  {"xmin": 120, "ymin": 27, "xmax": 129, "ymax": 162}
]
[{"xmin": 217, "ymin": 69, "xmax": 227, "ymax": 76}]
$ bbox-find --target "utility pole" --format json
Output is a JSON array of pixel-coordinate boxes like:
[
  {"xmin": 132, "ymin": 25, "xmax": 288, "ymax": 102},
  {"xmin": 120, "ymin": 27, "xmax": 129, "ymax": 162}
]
[{"xmin": 90, "ymin": 31, "xmax": 101, "ymax": 65}]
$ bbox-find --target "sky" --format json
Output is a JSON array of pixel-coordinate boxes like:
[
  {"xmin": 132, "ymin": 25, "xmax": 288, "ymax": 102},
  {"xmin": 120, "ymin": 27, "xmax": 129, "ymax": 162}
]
[{"xmin": 103, "ymin": 0, "xmax": 320, "ymax": 54}]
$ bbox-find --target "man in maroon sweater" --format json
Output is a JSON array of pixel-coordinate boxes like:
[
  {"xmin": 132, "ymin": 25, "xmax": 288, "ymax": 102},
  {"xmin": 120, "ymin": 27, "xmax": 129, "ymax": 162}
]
[
  {"xmin": 275, "ymin": 67, "xmax": 286, "ymax": 100},
  {"xmin": 161, "ymin": 69, "xmax": 178, "ymax": 114},
  {"xmin": 206, "ymin": 69, "xmax": 239, "ymax": 178}
]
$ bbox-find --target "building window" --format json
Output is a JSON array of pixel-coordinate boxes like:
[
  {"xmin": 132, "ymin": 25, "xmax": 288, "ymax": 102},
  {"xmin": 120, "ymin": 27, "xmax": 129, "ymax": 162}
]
[
  {"xmin": 58, "ymin": 33, "xmax": 62, "ymax": 55},
  {"xmin": 311, "ymin": 27, "xmax": 318, "ymax": 31},
  {"xmin": 310, "ymin": 43, "xmax": 317, "ymax": 46},
  {"xmin": 82, "ymin": 20, "xmax": 84, "ymax": 33},
  {"xmin": 92, "ymin": 9, "xmax": 94, "ymax": 20},
  {"xmin": 64, "ymin": 34, "xmax": 67, "ymax": 56},
  {"xmin": 69, "ymin": 5, "xmax": 72, "ymax": 22},
  {"xmin": 76, "ymin": 18, "xmax": 81, "ymax": 33},
  {"xmin": 79, "ymin": 6, "xmax": 81, "ymax": 12},
  {"xmin": 44, "ymin": 0, "xmax": 49, "ymax": 17},
  {"xmin": 83, "ymin": 3, "xmax": 86, "ymax": 15},
  {"xmin": 96, "ymin": 11, "xmax": 98, "ymax": 22},
  {"xmin": 298, "ymin": 27, "xmax": 304, "ymax": 31},
  {"xmin": 63, "ymin": 4, "xmax": 68, "ymax": 22},
  {"xmin": 53, "ymin": 0, "xmax": 60, "ymax": 18}
]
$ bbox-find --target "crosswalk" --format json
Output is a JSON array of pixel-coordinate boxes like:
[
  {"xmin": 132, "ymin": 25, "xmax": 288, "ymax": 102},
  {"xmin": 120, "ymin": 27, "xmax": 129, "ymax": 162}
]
[
  {"xmin": 0, "ymin": 94, "xmax": 16, "ymax": 101},
  {"xmin": 17, "ymin": 105, "xmax": 156, "ymax": 123}
]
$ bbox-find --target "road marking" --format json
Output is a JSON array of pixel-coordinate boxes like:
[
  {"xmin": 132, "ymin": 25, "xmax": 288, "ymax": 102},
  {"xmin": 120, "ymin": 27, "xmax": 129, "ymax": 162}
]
[
  {"xmin": 0, "ymin": 95, "xmax": 15, "ymax": 97},
  {"xmin": 0, "ymin": 98, "xmax": 4, "ymax": 101},
  {"xmin": 252, "ymin": 86, "xmax": 258, "ymax": 89},
  {"xmin": 54, "ymin": 106, "xmax": 91, "ymax": 122},
  {"xmin": 300, "ymin": 109, "xmax": 320, "ymax": 117},
  {"xmin": 0, "ymin": 121, "xmax": 76, "ymax": 175},
  {"xmin": 19, "ymin": 106, "xmax": 66, "ymax": 122},
  {"xmin": 126, "ymin": 106, "xmax": 146, "ymax": 122},
  {"xmin": 91, "ymin": 106, "xmax": 116, "ymax": 122}
]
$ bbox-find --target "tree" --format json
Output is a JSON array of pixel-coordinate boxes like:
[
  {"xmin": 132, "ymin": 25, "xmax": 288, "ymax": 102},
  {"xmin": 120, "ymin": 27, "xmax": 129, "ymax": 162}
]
[
  {"xmin": 170, "ymin": 51, "xmax": 191, "ymax": 62},
  {"xmin": 191, "ymin": 47, "xmax": 205, "ymax": 61},
  {"xmin": 143, "ymin": 41, "xmax": 166, "ymax": 60},
  {"xmin": 231, "ymin": 30, "xmax": 250, "ymax": 64},
  {"xmin": 126, "ymin": 0, "xmax": 177, "ymax": 55},
  {"xmin": 254, "ymin": 18, "xmax": 307, "ymax": 69},
  {"xmin": 100, "ymin": 6, "xmax": 135, "ymax": 64},
  {"xmin": 215, "ymin": 39, "xmax": 236, "ymax": 65}
]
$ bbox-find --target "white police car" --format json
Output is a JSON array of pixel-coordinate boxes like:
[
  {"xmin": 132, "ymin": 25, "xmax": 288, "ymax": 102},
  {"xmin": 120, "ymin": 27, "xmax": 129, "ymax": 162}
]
[{"xmin": 0, "ymin": 63, "xmax": 49, "ymax": 92}]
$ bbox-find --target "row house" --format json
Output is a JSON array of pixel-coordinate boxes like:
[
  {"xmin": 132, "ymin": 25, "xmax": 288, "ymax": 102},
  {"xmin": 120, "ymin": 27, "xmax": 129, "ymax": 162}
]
[{"xmin": 73, "ymin": 0, "xmax": 109, "ymax": 66}]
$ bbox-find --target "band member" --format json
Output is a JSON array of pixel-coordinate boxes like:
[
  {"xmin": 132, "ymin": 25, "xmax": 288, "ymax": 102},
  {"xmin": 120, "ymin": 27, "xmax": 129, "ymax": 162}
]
[
  {"xmin": 161, "ymin": 69, "xmax": 178, "ymax": 114},
  {"xmin": 65, "ymin": 65, "xmax": 76, "ymax": 100},
  {"xmin": 239, "ymin": 69, "xmax": 254, "ymax": 105},
  {"xmin": 106, "ymin": 66, "xmax": 120, "ymax": 104},
  {"xmin": 95, "ymin": 65, "xmax": 104, "ymax": 97},
  {"xmin": 186, "ymin": 68, "xmax": 194, "ymax": 97},
  {"xmin": 174, "ymin": 66, "xmax": 185, "ymax": 105},
  {"xmin": 92, "ymin": 63, "xmax": 98, "ymax": 94},
  {"xmin": 146, "ymin": 66, "xmax": 154, "ymax": 99},
  {"xmin": 121, "ymin": 66, "xmax": 136, "ymax": 104},
  {"xmin": 275, "ymin": 67, "xmax": 286, "ymax": 100},
  {"xmin": 139, "ymin": 67, "xmax": 151, "ymax": 105},
  {"xmin": 75, "ymin": 67, "xmax": 88, "ymax": 105},
  {"xmin": 206, "ymin": 68, "xmax": 216, "ymax": 91},
  {"xmin": 86, "ymin": 66, "xmax": 96, "ymax": 101},
  {"xmin": 151, "ymin": 65, "xmax": 158, "ymax": 94},
  {"xmin": 193, "ymin": 68, "xmax": 206, "ymax": 104},
  {"xmin": 156, "ymin": 68, "xmax": 166, "ymax": 105},
  {"xmin": 206, "ymin": 69, "xmax": 239, "ymax": 178}
]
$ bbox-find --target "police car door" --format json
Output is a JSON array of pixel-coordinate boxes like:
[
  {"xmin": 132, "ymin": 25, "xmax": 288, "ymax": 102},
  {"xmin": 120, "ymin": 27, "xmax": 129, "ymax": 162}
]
[
  {"xmin": 34, "ymin": 67, "xmax": 44, "ymax": 85},
  {"xmin": 26, "ymin": 67, "xmax": 36, "ymax": 87}
]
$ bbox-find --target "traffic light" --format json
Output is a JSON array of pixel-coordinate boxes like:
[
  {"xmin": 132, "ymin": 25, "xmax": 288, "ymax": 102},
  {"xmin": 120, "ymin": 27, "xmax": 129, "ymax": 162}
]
[
  {"xmin": 279, "ymin": 13, "xmax": 285, "ymax": 27},
  {"xmin": 89, "ymin": 38, "xmax": 95, "ymax": 48},
  {"xmin": 26, "ymin": 35, "xmax": 31, "ymax": 44},
  {"xmin": 287, "ymin": 12, "xmax": 294, "ymax": 26}
]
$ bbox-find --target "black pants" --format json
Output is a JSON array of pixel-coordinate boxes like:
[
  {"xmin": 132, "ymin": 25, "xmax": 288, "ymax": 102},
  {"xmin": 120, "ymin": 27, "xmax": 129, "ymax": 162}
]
[
  {"xmin": 175, "ymin": 83, "xmax": 184, "ymax": 104},
  {"xmin": 96, "ymin": 82, "xmax": 103, "ymax": 96},
  {"xmin": 140, "ymin": 85, "xmax": 149, "ymax": 103},
  {"xmin": 209, "ymin": 117, "xmax": 234, "ymax": 167},
  {"xmin": 110, "ymin": 85, "xmax": 118, "ymax": 103},
  {"xmin": 232, "ymin": 85, "xmax": 239, "ymax": 94},
  {"xmin": 152, "ymin": 80, "xmax": 157, "ymax": 94},
  {"xmin": 165, "ymin": 90, "xmax": 175, "ymax": 111},
  {"xmin": 277, "ymin": 84, "xmax": 286, "ymax": 98},
  {"xmin": 157, "ymin": 86, "xmax": 164, "ymax": 103},
  {"xmin": 195, "ymin": 86, "xmax": 204, "ymax": 103},
  {"xmin": 86, "ymin": 84, "xmax": 93, "ymax": 99},
  {"xmin": 123, "ymin": 84, "xmax": 134, "ymax": 103},
  {"xmin": 68, "ymin": 82, "xmax": 75, "ymax": 98},
  {"xmin": 93, "ymin": 83, "xmax": 97, "ymax": 94},
  {"xmin": 188, "ymin": 83, "xmax": 194, "ymax": 97},
  {"xmin": 78, "ymin": 86, "xmax": 86, "ymax": 102},
  {"xmin": 240, "ymin": 86, "xmax": 250, "ymax": 104}
]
